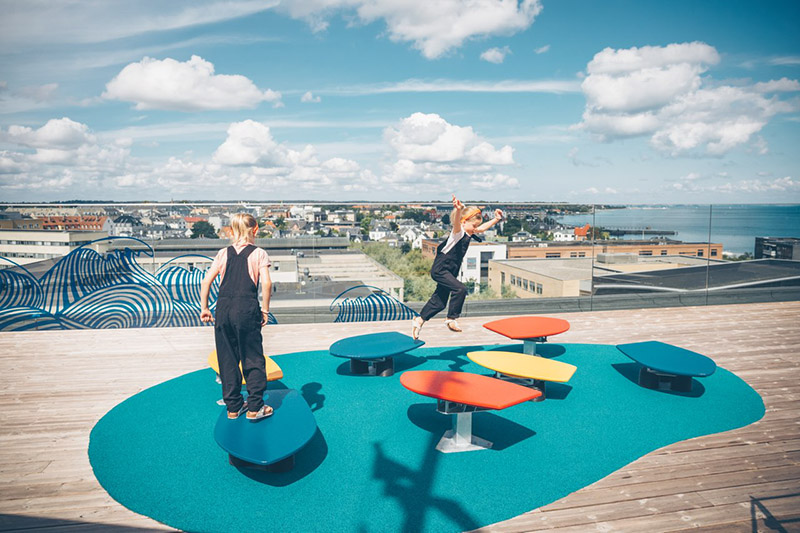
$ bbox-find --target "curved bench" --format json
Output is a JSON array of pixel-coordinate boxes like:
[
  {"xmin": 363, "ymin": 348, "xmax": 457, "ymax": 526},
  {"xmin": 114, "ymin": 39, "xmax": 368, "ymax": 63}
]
[
  {"xmin": 483, "ymin": 316, "xmax": 570, "ymax": 355},
  {"xmin": 617, "ymin": 340, "xmax": 716, "ymax": 392},
  {"xmin": 400, "ymin": 370, "xmax": 540, "ymax": 453},
  {"xmin": 214, "ymin": 388, "xmax": 317, "ymax": 472},
  {"xmin": 330, "ymin": 331, "xmax": 424, "ymax": 377},
  {"xmin": 467, "ymin": 350, "xmax": 577, "ymax": 401}
]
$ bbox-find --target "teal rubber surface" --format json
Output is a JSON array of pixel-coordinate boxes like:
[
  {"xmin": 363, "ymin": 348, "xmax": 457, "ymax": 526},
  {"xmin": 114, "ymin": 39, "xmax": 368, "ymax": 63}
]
[{"xmin": 89, "ymin": 342, "xmax": 763, "ymax": 533}]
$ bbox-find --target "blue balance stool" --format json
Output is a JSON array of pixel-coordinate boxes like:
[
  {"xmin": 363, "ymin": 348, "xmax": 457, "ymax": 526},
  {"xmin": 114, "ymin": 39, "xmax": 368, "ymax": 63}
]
[
  {"xmin": 617, "ymin": 340, "xmax": 716, "ymax": 392},
  {"xmin": 214, "ymin": 389, "xmax": 317, "ymax": 472},
  {"xmin": 329, "ymin": 331, "xmax": 424, "ymax": 377}
]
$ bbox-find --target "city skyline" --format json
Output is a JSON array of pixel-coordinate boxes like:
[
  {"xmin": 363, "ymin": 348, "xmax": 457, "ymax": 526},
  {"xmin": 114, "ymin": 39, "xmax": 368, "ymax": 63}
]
[{"xmin": 1, "ymin": 0, "xmax": 799, "ymax": 204}]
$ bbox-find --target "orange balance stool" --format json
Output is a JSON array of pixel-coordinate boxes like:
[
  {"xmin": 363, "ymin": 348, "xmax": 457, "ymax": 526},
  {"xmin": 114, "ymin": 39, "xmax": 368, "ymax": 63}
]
[
  {"xmin": 483, "ymin": 316, "xmax": 570, "ymax": 355},
  {"xmin": 400, "ymin": 370, "xmax": 540, "ymax": 453}
]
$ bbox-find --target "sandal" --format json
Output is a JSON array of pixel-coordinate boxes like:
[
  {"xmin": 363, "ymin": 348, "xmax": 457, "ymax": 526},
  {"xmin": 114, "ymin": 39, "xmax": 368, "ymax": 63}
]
[
  {"xmin": 246, "ymin": 405, "xmax": 274, "ymax": 421},
  {"xmin": 227, "ymin": 404, "xmax": 247, "ymax": 419},
  {"xmin": 445, "ymin": 319, "xmax": 462, "ymax": 333},
  {"xmin": 411, "ymin": 316, "xmax": 424, "ymax": 340}
]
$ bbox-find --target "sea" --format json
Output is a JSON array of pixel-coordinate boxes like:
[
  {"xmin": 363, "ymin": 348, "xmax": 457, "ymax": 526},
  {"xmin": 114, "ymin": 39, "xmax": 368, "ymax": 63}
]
[{"xmin": 556, "ymin": 204, "xmax": 800, "ymax": 255}]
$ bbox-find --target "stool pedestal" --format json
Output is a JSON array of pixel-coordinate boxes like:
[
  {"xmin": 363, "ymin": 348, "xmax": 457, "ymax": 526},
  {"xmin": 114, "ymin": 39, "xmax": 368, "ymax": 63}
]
[{"xmin": 435, "ymin": 400, "xmax": 492, "ymax": 453}]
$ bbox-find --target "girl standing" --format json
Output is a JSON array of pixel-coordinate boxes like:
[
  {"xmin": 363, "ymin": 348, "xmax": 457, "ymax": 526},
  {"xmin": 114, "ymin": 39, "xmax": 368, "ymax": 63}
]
[
  {"xmin": 200, "ymin": 213, "xmax": 273, "ymax": 421},
  {"xmin": 412, "ymin": 195, "xmax": 503, "ymax": 339}
]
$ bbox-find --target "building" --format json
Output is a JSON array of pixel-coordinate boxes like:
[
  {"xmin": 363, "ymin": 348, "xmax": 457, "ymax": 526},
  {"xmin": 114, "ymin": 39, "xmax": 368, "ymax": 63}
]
[
  {"xmin": 0, "ymin": 229, "xmax": 109, "ymax": 266},
  {"xmin": 109, "ymin": 215, "xmax": 143, "ymax": 237},
  {"xmin": 505, "ymin": 240, "xmax": 723, "ymax": 260},
  {"xmin": 755, "ymin": 237, "xmax": 800, "ymax": 260},
  {"xmin": 426, "ymin": 237, "xmax": 723, "ymax": 262},
  {"xmin": 460, "ymin": 242, "xmax": 507, "ymax": 289},
  {"xmin": 40, "ymin": 215, "xmax": 107, "ymax": 231},
  {"xmin": 593, "ymin": 259, "xmax": 800, "ymax": 295},
  {"xmin": 488, "ymin": 254, "xmax": 718, "ymax": 299},
  {"xmin": 0, "ymin": 212, "xmax": 42, "ymax": 230}
]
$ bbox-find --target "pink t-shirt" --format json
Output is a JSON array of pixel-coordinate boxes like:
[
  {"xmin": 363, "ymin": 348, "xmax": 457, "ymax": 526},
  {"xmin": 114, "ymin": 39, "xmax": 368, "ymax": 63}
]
[{"xmin": 210, "ymin": 244, "xmax": 271, "ymax": 287}]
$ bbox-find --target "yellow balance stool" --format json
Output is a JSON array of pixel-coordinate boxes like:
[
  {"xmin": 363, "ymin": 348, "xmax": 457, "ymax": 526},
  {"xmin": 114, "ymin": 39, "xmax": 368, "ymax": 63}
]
[{"xmin": 467, "ymin": 351, "xmax": 576, "ymax": 402}]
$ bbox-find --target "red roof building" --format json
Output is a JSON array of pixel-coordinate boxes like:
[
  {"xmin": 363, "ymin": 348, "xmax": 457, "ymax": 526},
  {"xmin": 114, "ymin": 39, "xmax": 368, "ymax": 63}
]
[{"xmin": 41, "ymin": 215, "xmax": 107, "ymax": 231}]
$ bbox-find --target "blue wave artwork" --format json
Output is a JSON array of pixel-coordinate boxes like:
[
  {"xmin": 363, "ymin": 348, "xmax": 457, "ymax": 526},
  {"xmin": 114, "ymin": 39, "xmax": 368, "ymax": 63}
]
[
  {"xmin": 0, "ymin": 237, "xmax": 275, "ymax": 331},
  {"xmin": 330, "ymin": 285, "xmax": 418, "ymax": 323}
]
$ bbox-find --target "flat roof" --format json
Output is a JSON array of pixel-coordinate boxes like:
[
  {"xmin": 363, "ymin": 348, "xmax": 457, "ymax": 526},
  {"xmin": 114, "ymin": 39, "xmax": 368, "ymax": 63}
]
[{"xmin": 595, "ymin": 259, "xmax": 800, "ymax": 291}]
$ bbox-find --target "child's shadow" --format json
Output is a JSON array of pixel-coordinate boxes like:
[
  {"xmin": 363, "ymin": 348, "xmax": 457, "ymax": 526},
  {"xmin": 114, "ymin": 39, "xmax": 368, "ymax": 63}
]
[
  {"xmin": 301, "ymin": 382, "xmax": 325, "ymax": 412},
  {"xmin": 426, "ymin": 345, "xmax": 485, "ymax": 371}
]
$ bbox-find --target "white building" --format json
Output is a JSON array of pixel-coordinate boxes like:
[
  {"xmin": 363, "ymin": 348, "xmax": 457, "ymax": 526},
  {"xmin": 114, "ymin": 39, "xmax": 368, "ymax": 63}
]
[
  {"xmin": 0, "ymin": 230, "xmax": 109, "ymax": 266},
  {"xmin": 369, "ymin": 225, "xmax": 393, "ymax": 241},
  {"xmin": 552, "ymin": 230, "xmax": 576, "ymax": 242},
  {"xmin": 458, "ymin": 242, "xmax": 507, "ymax": 290}
]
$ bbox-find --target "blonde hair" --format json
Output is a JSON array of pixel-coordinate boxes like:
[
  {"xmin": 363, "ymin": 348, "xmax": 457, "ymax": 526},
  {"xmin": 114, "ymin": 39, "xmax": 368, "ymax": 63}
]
[
  {"xmin": 229, "ymin": 213, "xmax": 258, "ymax": 243},
  {"xmin": 460, "ymin": 206, "xmax": 482, "ymax": 224}
]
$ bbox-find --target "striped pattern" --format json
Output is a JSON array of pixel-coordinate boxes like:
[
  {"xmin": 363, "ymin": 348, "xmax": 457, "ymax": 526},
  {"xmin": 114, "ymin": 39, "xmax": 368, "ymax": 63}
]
[
  {"xmin": 0, "ymin": 268, "xmax": 44, "ymax": 309},
  {"xmin": 330, "ymin": 285, "xmax": 418, "ymax": 323},
  {"xmin": 0, "ymin": 239, "xmax": 274, "ymax": 331}
]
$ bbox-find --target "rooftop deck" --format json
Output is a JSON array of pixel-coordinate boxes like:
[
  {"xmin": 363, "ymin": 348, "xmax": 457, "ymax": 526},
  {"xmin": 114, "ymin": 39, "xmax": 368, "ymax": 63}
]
[{"xmin": 1, "ymin": 301, "xmax": 798, "ymax": 532}]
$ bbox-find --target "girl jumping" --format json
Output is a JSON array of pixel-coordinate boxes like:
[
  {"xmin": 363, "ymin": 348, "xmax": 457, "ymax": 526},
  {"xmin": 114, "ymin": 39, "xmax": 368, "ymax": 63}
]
[{"xmin": 412, "ymin": 195, "xmax": 503, "ymax": 339}]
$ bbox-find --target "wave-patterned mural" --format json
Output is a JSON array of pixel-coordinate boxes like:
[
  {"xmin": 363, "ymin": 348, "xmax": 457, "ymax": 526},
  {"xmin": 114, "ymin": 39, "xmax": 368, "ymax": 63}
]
[
  {"xmin": 330, "ymin": 285, "xmax": 418, "ymax": 323},
  {"xmin": 0, "ymin": 238, "xmax": 275, "ymax": 331}
]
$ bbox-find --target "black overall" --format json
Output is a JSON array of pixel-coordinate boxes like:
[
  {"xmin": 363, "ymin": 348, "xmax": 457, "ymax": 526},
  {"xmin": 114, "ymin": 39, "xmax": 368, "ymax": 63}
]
[
  {"xmin": 420, "ymin": 233, "xmax": 472, "ymax": 321},
  {"xmin": 214, "ymin": 245, "xmax": 266, "ymax": 413}
]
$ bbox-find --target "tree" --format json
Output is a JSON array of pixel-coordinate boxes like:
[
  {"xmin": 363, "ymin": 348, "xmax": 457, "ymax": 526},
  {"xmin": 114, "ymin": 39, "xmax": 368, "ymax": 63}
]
[
  {"xmin": 441, "ymin": 213, "xmax": 450, "ymax": 226},
  {"xmin": 400, "ymin": 241, "xmax": 412, "ymax": 254},
  {"xmin": 191, "ymin": 221, "xmax": 218, "ymax": 239},
  {"xmin": 275, "ymin": 216, "xmax": 286, "ymax": 230},
  {"xmin": 501, "ymin": 284, "xmax": 517, "ymax": 299}
]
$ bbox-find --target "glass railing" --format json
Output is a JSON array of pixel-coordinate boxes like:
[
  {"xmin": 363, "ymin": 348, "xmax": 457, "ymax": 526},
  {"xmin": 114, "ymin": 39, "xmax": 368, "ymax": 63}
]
[{"xmin": 0, "ymin": 203, "xmax": 798, "ymax": 331}]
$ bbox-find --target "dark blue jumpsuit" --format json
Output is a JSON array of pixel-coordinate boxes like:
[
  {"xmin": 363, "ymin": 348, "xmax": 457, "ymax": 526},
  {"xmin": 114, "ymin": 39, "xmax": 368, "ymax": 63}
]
[
  {"xmin": 420, "ymin": 233, "xmax": 472, "ymax": 321},
  {"xmin": 214, "ymin": 245, "xmax": 267, "ymax": 414}
]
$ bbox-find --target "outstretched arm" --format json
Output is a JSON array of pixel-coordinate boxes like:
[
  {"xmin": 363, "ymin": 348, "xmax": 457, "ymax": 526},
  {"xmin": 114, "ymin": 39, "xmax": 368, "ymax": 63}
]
[
  {"xmin": 451, "ymin": 194, "xmax": 464, "ymax": 235},
  {"xmin": 475, "ymin": 209, "xmax": 504, "ymax": 234}
]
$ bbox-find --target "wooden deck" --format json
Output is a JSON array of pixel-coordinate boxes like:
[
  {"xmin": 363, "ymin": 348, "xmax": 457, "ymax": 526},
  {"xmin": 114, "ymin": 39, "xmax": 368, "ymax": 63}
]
[{"xmin": 1, "ymin": 301, "xmax": 798, "ymax": 532}]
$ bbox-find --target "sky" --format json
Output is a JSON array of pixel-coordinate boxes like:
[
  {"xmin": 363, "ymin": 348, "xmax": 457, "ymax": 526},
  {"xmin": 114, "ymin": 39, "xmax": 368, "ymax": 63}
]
[{"xmin": 1, "ymin": 0, "xmax": 799, "ymax": 204}]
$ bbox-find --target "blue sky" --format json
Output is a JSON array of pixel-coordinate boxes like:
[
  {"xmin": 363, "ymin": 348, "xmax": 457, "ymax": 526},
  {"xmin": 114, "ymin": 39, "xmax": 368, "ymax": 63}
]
[{"xmin": 1, "ymin": 0, "xmax": 799, "ymax": 203}]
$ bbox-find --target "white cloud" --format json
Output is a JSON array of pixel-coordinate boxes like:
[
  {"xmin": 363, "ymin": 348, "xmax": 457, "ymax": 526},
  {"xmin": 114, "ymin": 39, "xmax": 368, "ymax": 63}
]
[
  {"xmin": 279, "ymin": 0, "xmax": 543, "ymax": 59},
  {"xmin": 534, "ymin": 45, "xmax": 550, "ymax": 54},
  {"xmin": 385, "ymin": 112, "xmax": 513, "ymax": 164},
  {"xmin": 0, "ymin": 83, "xmax": 60, "ymax": 113},
  {"xmin": 753, "ymin": 78, "xmax": 800, "ymax": 93},
  {"xmin": 579, "ymin": 42, "xmax": 799, "ymax": 156},
  {"xmin": 769, "ymin": 56, "xmax": 800, "ymax": 66},
  {"xmin": 323, "ymin": 78, "xmax": 580, "ymax": 95},
  {"xmin": 301, "ymin": 91, "xmax": 322, "ymax": 103},
  {"xmin": 381, "ymin": 112, "xmax": 515, "ymax": 191},
  {"xmin": 0, "ymin": 1, "xmax": 277, "ymax": 48},
  {"xmin": 0, "ymin": 118, "xmax": 138, "ymax": 192},
  {"xmin": 470, "ymin": 173, "xmax": 519, "ymax": 190},
  {"xmin": 209, "ymin": 119, "xmax": 368, "ymax": 191},
  {"xmin": 103, "ymin": 56, "xmax": 282, "ymax": 111},
  {"xmin": 481, "ymin": 46, "xmax": 511, "ymax": 64},
  {"xmin": 4, "ymin": 118, "xmax": 94, "ymax": 149}
]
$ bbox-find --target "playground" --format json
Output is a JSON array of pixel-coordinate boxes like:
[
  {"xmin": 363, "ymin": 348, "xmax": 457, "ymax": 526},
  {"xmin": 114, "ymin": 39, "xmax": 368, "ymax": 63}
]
[{"xmin": 1, "ymin": 303, "xmax": 797, "ymax": 531}]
